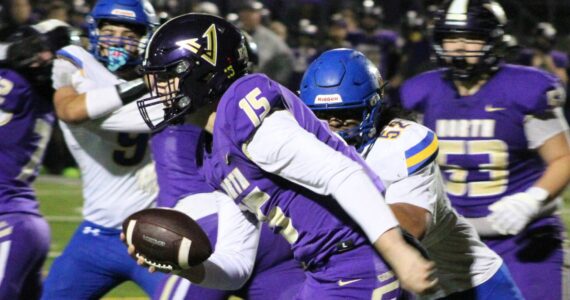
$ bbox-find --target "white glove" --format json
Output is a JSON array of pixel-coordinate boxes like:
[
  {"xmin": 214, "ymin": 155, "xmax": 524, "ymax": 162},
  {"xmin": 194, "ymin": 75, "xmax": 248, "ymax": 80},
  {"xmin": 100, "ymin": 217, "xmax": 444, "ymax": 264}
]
[
  {"xmin": 487, "ymin": 187, "xmax": 548, "ymax": 235},
  {"xmin": 135, "ymin": 162, "xmax": 159, "ymax": 198}
]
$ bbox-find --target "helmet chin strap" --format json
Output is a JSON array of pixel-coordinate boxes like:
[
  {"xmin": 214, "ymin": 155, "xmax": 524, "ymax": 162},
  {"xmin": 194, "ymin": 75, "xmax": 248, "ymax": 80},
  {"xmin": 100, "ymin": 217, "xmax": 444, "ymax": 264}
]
[{"xmin": 107, "ymin": 47, "xmax": 130, "ymax": 72}]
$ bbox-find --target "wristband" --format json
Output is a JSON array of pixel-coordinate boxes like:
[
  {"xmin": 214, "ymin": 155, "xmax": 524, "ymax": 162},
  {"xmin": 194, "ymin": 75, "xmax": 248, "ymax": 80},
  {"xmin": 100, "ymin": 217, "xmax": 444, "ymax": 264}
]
[
  {"xmin": 116, "ymin": 78, "xmax": 149, "ymax": 105},
  {"xmin": 85, "ymin": 85, "xmax": 122, "ymax": 119}
]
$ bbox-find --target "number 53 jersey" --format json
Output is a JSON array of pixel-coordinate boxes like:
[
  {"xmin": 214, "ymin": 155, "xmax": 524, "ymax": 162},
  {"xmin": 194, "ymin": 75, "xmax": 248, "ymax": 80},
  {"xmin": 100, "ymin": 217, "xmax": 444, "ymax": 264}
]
[
  {"xmin": 400, "ymin": 64, "xmax": 568, "ymax": 219},
  {"xmin": 51, "ymin": 45, "xmax": 154, "ymax": 229}
]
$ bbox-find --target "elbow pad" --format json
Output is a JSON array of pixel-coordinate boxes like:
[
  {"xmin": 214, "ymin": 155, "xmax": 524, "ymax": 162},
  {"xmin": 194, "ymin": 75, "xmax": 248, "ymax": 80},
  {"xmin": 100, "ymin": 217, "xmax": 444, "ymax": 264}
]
[{"xmin": 116, "ymin": 78, "xmax": 149, "ymax": 105}]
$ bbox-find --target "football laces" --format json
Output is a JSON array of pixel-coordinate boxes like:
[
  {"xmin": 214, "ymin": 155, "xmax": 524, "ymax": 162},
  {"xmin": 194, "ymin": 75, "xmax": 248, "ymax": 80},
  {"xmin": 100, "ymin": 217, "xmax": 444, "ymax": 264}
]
[{"xmin": 135, "ymin": 252, "xmax": 175, "ymax": 272}]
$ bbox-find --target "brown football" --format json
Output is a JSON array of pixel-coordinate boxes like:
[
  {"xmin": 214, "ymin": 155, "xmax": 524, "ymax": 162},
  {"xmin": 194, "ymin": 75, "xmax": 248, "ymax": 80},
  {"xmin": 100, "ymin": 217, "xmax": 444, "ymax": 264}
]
[{"xmin": 122, "ymin": 208, "xmax": 212, "ymax": 269}]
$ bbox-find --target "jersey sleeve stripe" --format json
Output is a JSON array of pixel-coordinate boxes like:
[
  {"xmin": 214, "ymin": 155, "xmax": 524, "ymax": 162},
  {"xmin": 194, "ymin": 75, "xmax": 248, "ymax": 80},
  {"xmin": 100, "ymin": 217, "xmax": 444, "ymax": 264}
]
[
  {"xmin": 405, "ymin": 131, "xmax": 438, "ymax": 174},
  {"xmin": 56, "ymin": 49, "xmax": 83, "ymax": 69}
]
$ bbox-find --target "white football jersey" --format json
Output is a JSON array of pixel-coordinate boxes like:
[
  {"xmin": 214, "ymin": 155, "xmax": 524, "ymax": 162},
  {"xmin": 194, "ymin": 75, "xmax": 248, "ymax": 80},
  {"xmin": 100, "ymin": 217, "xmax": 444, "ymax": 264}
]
[
  {"xmin": 52, "ymin": 45, "xmax": 155, "ymax": 229},
  {"xmin": 362, "ymin": 118, "xmax": 503, "ymax": 298}
]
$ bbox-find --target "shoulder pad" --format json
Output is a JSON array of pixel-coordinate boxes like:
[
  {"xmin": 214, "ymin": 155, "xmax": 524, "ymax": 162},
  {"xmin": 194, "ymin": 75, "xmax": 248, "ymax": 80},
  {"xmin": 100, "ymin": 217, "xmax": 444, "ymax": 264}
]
[
  {"xmin": 56, "ymin": 45, "xmax": 90, "ymax": 69},
  {"xmin": 503, "ymin": 65, "xmax": 565, "ymax": 112},
  {"xmin": 0, "ymin": 69, "xmax": 32, "ymax": 113},
  {"xmin": 217, "ymin": 74, "xmax": 285, "ymax": 144},
  {"xmin": 366, "ymin": 120, "xmax": 438, "ymax": 181},
  {"xmin": 400, "ymin": 70, "xmax": 444, "ymax": 112}
]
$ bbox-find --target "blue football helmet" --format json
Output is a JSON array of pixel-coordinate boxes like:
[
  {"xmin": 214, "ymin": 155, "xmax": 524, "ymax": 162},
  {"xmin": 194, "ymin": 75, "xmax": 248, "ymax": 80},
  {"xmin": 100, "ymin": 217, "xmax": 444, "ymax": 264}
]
[
  {"xmin": 432, "ymin": 0, "xmax": 507, "ymax": 81},
  {"xmin": 137, "ymin": 13, "xmax": 249, "ymax": 131},
  {"xmin": 87, "ymin": 0, "xmax": 157, "ymax": 72},
  {"xmin": 299, "ymin": 48, "xmax": 383, "ymax": 145}
]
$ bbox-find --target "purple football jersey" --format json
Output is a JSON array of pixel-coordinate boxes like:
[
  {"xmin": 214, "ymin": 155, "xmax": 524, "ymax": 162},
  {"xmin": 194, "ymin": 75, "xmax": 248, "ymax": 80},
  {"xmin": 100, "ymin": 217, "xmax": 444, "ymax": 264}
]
[
  {"xmin": 150, "ymin": 123, "xmax": 298, "ymax": 273},
  {"xmin": 401, "ymin": 64, "xmax": 560, "ymax": 222},
  {"xmin": 0, "ymin": 69, "xmax": 54, "ymax": 215},
  {"xmin": 202, "ymin": 73, "xmax": 386, "ymax": 269},
  {"xmin": 151, "ymin": 125, "xmax": 212, "ymax": 208}
]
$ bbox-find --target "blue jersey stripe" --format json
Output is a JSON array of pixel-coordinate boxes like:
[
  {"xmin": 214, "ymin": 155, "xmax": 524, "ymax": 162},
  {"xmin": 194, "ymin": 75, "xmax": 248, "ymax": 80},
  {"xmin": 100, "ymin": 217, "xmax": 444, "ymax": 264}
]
[
  {"xmin": 405, "ymin": 131, "xmax": 439, "ymax": 174},
  {"xmin": 56, "ymin": 49, "xmax": 83, "ymax": 69}
]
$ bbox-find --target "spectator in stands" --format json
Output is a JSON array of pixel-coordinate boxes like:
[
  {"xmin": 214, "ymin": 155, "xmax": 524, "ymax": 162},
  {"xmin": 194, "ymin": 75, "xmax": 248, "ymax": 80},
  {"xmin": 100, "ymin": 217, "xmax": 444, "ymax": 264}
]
[
  {"xmin": 517, "ymin": 22, "xmax": 568, "ymax": 85},
  {"xmin": 0, "ymin": 0, "xmax": 36, "ymax": 41},
  {"xmin": 346, "ymin": 2, "xmax": 401, "ymax": 82},
  {"xmin": 237, "ymin": 1, "xmax": 293, "ymax": 86}
]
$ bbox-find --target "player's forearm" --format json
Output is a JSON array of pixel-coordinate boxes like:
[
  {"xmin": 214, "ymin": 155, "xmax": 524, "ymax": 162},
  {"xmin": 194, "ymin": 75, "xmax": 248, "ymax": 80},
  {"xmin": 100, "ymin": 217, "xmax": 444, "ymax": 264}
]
[
  {"xmin": 533, "ymin": 153, "xmax": 570, "ymax": 201},
  {"xmin": 175, "ymin": 254, "xmax": 252, "ymax": 290},
  {"xmin": 55, "ymin": 79, "xmax": 149, "ymax": 124},
  {"xmin": 333, "ymin": 169, "xmax": 399, "ymax": 242},
  {"xmin": 54, "ymin": 92, "xmax": 89, "ymax": 124}
]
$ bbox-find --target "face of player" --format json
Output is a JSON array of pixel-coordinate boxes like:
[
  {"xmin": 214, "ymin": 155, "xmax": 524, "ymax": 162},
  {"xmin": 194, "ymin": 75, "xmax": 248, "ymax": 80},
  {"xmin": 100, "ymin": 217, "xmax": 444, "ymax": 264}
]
[
  {"xmin": 442, "ymin": 37, "xmax": 486, "ymax": 65},
  {"xmin": 315, "ymin": 109, "xmax": 362, "ymax": 133},
  {"xmin": 98, "ymin": 22, "xmax": 144, "ymax": 61},
  {"xmin": 146, "ymin": 73, "xmax": 180, "ymax": 108}
]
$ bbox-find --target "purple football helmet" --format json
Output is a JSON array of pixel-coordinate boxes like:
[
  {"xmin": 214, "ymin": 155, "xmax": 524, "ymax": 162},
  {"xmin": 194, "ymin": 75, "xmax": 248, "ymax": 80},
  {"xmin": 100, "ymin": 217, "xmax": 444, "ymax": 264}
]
[
  {"xmin": 137, "ymin": 13, "xmax": 249, "ymax": 131},
  {"xmin": 432, "ymin": 0, "xmax": 507, "ymax": 81}
]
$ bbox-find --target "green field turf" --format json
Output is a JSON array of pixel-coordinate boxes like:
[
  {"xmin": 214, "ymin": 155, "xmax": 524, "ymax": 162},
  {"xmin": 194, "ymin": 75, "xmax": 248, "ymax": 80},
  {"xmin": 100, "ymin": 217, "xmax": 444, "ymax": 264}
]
[
  {"xmin": 34, "ymin": 175, "xmax": 570, "ymax": 299},
  {"xmin": 35, "ymin": 176, "xmax": 147, "ymax": 299}
]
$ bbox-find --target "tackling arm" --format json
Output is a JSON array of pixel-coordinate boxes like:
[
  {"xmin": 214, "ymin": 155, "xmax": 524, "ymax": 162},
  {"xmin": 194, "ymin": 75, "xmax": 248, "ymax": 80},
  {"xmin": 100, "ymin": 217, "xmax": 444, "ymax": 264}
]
[{"xmin": 246, "ymin": 110, "xmax": 438, "ymax": 294}]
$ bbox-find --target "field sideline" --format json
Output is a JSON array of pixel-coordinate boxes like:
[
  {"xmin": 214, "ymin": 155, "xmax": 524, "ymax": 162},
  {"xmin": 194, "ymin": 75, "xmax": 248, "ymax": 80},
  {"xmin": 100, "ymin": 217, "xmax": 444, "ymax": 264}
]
[{"xmin": 34, "ymin": 175, "xmax": 570, "ymax": 299}]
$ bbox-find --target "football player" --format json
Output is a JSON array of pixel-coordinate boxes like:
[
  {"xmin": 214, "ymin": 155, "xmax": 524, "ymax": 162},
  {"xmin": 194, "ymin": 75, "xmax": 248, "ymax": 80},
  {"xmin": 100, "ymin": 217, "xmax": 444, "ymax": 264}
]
[
  {"xmin": 300, "ymin": 48, "xmax": 524, "ymax": 299},
  {"xmin": 133, "ymin": 13, "xmax": 438, "ymax": 298},
  {"xmin": 400, "ymin": 1, "xmax": 570, "ymax": 299},
  {"xmin": 149, "ymin": 34, "xmax": 305, "ymax": 300},
  {"xmin": 0, "ymin": 19, "xmax": 69, "ymax": 300},
  {"xmin": 41, "ymin": 1, "xmax": 166, "ymax": 298},
  {"xmin": 150, "ymin": 124, "xmax": 305, "ymax": 300}
]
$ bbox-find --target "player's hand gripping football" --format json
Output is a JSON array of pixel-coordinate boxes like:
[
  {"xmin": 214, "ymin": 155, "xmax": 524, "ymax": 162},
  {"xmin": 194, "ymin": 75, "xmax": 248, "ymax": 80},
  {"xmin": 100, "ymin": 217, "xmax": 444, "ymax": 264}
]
[{"xmin": 375, "ymin": 228, "xmax": 438, "ymax": 295}]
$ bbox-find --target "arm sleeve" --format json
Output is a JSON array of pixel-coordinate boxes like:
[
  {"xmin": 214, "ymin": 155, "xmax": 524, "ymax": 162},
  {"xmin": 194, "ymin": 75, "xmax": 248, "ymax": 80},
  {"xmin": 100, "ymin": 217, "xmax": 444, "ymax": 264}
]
[
  {"xmin": 85, "ymin": 100, "xmax": 161, "ymax": 133},
  {"xmin": 246, "ymin": 110, "xmax": 398, "ymax": 242},
  {"xmin": 198, "ymin": 191, "xmax": 260, "ymax": 290},
  {"xmin": 524, "ymin": 107, "xmax": 569, "ymax": 149}
]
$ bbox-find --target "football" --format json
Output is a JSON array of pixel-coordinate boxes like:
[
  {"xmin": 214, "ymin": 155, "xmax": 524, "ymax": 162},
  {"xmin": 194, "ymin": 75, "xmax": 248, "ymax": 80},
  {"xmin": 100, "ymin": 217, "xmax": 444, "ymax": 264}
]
[{"xmin": 122, "ymin": 208, "xmax": 212, "ymax": 270}]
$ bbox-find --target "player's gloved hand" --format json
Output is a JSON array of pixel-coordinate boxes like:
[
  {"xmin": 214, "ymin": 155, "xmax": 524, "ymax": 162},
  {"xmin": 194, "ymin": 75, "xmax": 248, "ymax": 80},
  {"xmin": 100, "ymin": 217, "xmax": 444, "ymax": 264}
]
[
  {"xmin": 135, "ymin": 162, "xmax": 159, "ymax": 198},
  {"xmin": 488, "ymin": 187, "xmax": 548, "ymax": 235}
]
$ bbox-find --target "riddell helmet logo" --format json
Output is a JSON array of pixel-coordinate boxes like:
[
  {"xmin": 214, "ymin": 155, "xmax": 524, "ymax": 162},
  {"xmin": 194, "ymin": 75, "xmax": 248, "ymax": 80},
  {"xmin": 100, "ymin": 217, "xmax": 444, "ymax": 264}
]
[
  {"xmin": 315, "ymin": 94, "xmax": 343, "ymax": 104},
  {"xmin": 111, "ymin": 9, "xmax": 136, "ymax": 18}
]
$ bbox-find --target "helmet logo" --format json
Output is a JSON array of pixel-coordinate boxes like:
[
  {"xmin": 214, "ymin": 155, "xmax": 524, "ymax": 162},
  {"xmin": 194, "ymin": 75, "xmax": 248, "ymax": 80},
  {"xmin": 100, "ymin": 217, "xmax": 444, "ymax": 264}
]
[
  {"xmin": 315, "ymin": 94, "xmax": 343, "ymax": 104},
  {"xmin": 111, "ymin": 9, "xmax": 136, "ymax": 18},
  {"xmin": 175, "ymin": 24, "xmax": 218, "ymax": 66},
  {"xmin": 445, "ymin": 0, "xmax": 468, "ymax": 25}
]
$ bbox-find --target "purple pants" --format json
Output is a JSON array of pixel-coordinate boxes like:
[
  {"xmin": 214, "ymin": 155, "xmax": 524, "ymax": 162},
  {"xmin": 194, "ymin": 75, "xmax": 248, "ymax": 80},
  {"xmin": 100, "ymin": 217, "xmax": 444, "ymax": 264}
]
[
  {"xmin": 484, "ymin": 216, "xmax": 565, "ymax": 300},
  {"xmin": 0, "ymin": 213, "xmax": 50, "ymax": 300},
  {"xmin": 296, "ymin": 244, "xmax": 402, "ymax": 300}
]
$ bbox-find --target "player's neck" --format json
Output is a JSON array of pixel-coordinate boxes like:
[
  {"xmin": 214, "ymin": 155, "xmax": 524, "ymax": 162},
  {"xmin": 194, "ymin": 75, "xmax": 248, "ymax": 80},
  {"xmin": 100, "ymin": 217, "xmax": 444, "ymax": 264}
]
[
  {"xmin": 183, "ymin": 103, "xmax": 217, "ymax": 133},
  {"xmin": 454, "ymin": 77, "xmax": 488, "ymax": 97}
]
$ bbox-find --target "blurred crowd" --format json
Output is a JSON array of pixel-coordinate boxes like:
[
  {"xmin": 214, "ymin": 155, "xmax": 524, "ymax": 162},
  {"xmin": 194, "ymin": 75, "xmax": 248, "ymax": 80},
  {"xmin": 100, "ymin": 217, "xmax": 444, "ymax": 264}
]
[{"xmin": 1, "ymin": 0, "xmax": 569, "ymax": 175}]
